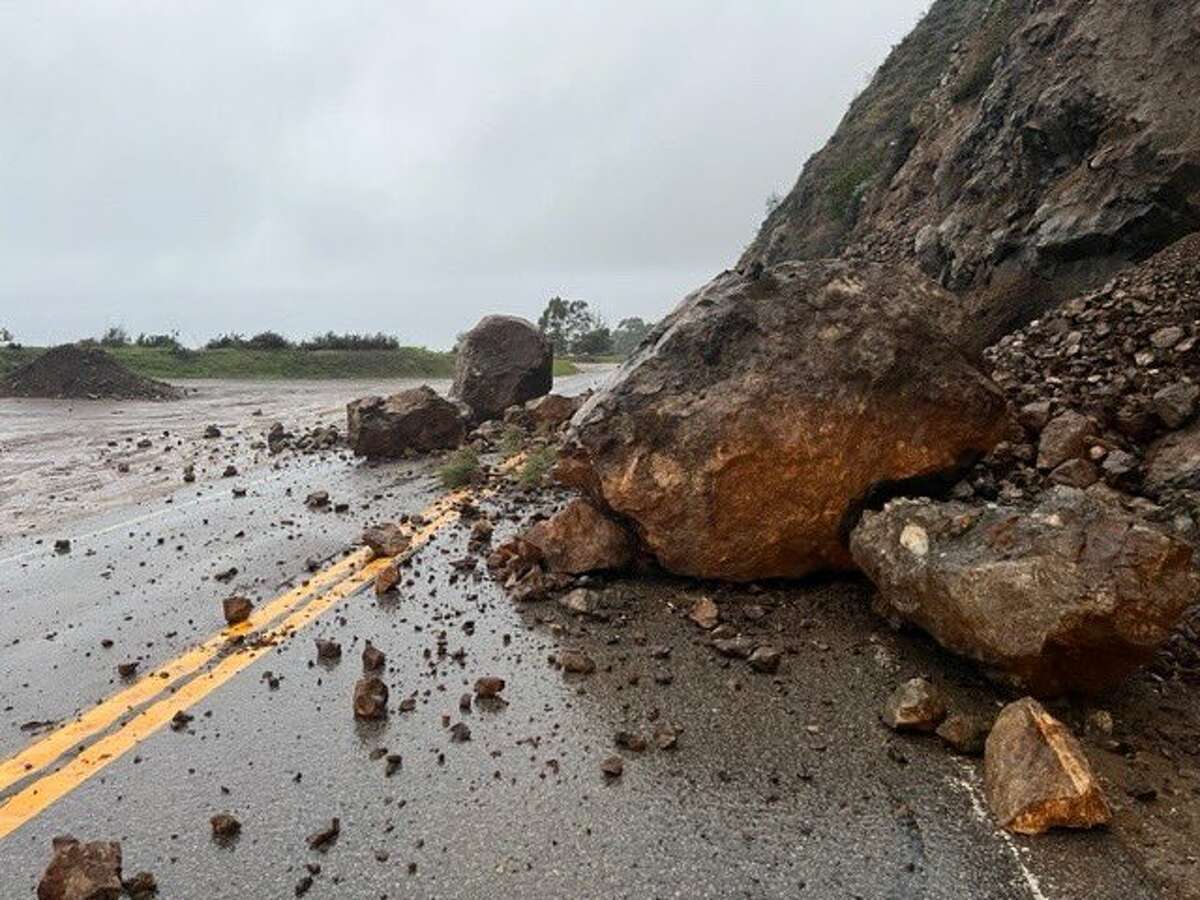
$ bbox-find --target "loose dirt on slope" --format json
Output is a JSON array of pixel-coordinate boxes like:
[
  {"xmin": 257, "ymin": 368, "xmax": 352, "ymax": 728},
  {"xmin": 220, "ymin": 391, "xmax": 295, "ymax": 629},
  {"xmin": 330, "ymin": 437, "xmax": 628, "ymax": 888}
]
[{"xmin": 0, "ymin": 345, "xmax": 182, "ymax": 401}]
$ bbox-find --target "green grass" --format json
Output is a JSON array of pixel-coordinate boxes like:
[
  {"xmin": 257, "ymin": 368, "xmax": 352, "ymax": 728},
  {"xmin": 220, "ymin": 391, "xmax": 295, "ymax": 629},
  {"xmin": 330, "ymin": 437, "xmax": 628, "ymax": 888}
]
[
  {"xmin": 1, "ymin": 345, "xmax": 455, "ymax": 381},
  {"xmin": 499, "ymin": 426, "xmax": 526, "ymax": 458},
  {"xmin": 517, "ymin": 446, "xmax": 557, "ymax": 489},
  {"xmin": 438, "ymin": 447, "xmax": 482, "ymax": 489},
  {"xmin": 552, "ymin": 358, "xmax": 579, "ymax": 377},
  {"xmin": 949, "ymin": 0, "xmax": 1018, "ymax": 104}
]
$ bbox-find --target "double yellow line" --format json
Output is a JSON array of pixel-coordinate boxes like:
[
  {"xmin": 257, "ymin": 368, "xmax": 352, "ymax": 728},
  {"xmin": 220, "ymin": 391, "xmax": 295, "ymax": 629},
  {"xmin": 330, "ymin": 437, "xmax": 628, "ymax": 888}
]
[{"xmin": 0, "ymin": 486, "xmax": 474, "ymax": 841}]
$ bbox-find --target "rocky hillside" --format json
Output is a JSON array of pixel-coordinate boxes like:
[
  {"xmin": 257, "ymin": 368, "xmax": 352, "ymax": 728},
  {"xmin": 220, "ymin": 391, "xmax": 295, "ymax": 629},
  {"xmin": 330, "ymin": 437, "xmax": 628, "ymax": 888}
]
[{"xmin": 744, "ymin": 0, "xmax": 1200, "ymax": 351}]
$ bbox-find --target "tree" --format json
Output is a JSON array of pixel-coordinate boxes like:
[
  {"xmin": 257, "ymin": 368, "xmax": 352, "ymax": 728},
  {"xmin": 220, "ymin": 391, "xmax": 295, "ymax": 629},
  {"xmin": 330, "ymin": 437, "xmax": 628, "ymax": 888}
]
[
  {"xmin": 537, "ymin": 296, "xmax": 597, "ymax": 355},
  {"xmin": 612, "ymin": 317, "xmax": 654, "ymax": 356},
  {"xmin": 571, "ymin": 326, "xmax": 613, "ymax": 356},
  {"xmin": 0, "ymin": 326, "xmax": 13, "ymax": 346},
  {"xmin": 99, "ymin": 326, "xmax": 130, "ymax": 347}
]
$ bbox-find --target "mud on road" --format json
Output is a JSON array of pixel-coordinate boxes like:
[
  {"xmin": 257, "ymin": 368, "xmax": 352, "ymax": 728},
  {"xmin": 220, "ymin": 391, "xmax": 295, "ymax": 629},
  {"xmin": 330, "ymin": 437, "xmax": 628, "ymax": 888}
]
[{"xmin": 0, "ymin": 371, "xmax": 1197, "ymax": 898}]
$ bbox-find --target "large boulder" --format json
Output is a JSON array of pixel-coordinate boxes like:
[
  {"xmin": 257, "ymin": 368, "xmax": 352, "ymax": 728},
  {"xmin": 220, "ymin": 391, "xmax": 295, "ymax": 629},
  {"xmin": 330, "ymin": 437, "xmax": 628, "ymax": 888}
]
[
  {"xmin": 985, "ymin": 698, "xmax": 1111, "ymax": 835},
  {"xmin": 37, "ymin": 836, "xmax": 123, "ymax": 900},
  {"xmin": 850, "ymin": 487, "xmax": 1199, "ymax": 696},
  {"xmin": 347, "ymin": 386, "xmax": 464, "ymax": 458},
  {"xmin": 557, "ymin": 260, "xmax": 1012, "ymax": 581},
  {"xmin": 452, "ymin": 315, "xmax": 553, "ymax": 422}
]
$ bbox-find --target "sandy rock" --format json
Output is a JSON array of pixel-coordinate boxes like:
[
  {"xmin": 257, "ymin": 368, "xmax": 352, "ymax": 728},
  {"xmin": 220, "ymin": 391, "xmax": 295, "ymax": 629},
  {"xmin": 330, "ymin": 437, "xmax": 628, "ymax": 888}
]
[
  {"xmin": 748, "ymin": 644, "xmax": 782, "ymax": 674},
  {"xmin": 984, "ymin": 698, "xmax": 1111, "ymax": 835},
  {"xmin": 451, "ymin": 315, "xmax": 553, "ymax": 422},
  {"xmin": 374, "ymin": 561, "xmax": 402, "ymax": 596},
  {"xmin": 37, "ymin": 836, "xmax": 123, "ymax": 900},
  {"xmin": 557, "ymin": 649, "xmax": 595, "ymax": 675},
  {"xmin": 353, "ymin": 677, "xmax": 389, "ymax": 719},
  {"xmin": 880, "ymin": 678, "xmax": 946, "ymax": 732},
  {"xmin": 1153, "ymin": 381, "xmax": 1199, "ymax": 429},
  {"xmin": 362, "ymin": 642, "xmax": 386, "ymax": 672},
  {"xmin": 600, "ymin": 755, "xmax": 624, "ymax": 778},
  {"xmin": 347, "ymin": 386, "xmax": 465, "ymax": 458},
  {"xmin": 527, "ymin": 393, "xmax": 582, "ymax": 429},
  {"xmin": 557, "ymin": 260, "xmax": 1011, "ymax": 580},
  {"xmin": 688, "ymin": 597, "xmax": 720, "ymax": 630},
  {"xmin": 520, "ymin": 500, "xmax": 634, "ymax": 575},
  {"xmin": 222, "ymin": 596, "xmax": 253, "ymax": 626},
  {"xmin": 473, "ymin": 676, "xmax": 505, "ymax": 698},
  {"xmin": 936, "ymin": 714, "xmax": 990, "ymax": 756},
  {"xmin": 315, "ymin": 639, "xmax": 342, "ymax": 662},
  {"xmin": 851, "ymin": 488, "xmax": 1198, "ymax": 695},
  {"xmin": 1037, "ymin": 410, "xmax": 1095, "ymax": 471},
  {"xmin": 210, "ymin": 814, "xmax": 241, "ymax": 839},
  {"xmin": 362, "ymin": 523, "xmax": 410, "ymax": 557}
]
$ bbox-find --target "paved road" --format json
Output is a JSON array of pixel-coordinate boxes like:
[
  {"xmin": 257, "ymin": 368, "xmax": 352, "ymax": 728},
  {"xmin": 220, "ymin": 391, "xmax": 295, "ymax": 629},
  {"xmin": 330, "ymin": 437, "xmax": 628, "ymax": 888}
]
[{"xmin": 0, "ymin": 380, "xmax": 1169, "ymax": 898}]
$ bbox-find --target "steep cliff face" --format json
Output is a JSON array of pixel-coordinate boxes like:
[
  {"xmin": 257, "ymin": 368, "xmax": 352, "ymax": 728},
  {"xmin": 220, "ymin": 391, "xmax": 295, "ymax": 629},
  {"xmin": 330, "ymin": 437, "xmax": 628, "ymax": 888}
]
[{"xmin": 744, "ymin": 0, "xmax": 1200, "ymax": 350}]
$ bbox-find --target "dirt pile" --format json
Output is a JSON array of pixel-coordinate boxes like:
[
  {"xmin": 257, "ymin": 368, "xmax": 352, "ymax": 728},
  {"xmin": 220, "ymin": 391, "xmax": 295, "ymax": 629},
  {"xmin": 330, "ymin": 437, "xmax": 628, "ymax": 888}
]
[{"xmin": 0, "ymin": 344, "xmax": 181, "ymax": 401}]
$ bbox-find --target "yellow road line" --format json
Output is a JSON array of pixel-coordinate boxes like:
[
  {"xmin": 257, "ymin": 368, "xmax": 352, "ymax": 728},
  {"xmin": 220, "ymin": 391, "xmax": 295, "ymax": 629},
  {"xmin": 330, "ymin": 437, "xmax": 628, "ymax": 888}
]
[
  {"xmin": 0, "ymin": 485, "xmax": 470, "ymax": 840},
  {"xmin": 0, "ymin": 549, "xmax": 371, "ymax": 795}
]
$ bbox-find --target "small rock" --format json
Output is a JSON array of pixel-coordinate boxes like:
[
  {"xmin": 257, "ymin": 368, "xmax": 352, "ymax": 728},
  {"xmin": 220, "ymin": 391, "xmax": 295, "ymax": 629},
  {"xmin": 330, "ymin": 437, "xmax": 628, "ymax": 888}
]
[
  {"xmin": 305, "ymin": 490, "xmax": 330, "ymax": 509},
  {"xmin": 222, "ymin": 596, "xmax": 253, "ymax": 626},
  {"xmin": 353, "ymin": 677, "xmax": 389, "ymax": 720},
  {"xmin": 688, "ymin": 597, "xmax": 720, "ymax": 630},
  {"xmin": 473, "ymin": 676, "xmax": 505, "ymax": 698},
  {"xmin": 881, "ymin": 678, "xmax": 946, "ymax": 732},
  {"xmin": 600, "ymin": 755, "xmax": 624, "ymax": 778},
  {"xmin": 123, "ymin": 870, "xmax": 158, "ymax": 899},
  {"xmin": 306, "ymin": 818, "xmax": 340, "ymax": 852},
  {"xmin": 53, "ymin": 539, "xmax": 71, "ymax": 555},
  {"xmin": 747, "ymin": 644, "xmax": 782, "ymax": 673},
  {"xmin": 210, "ymin": 813, "xmax": 241, "ymax": 839},
  {"xmin": 984, "ymin": 697, "xmax": 1111, "ymax": 835},
  {"xmin": 362, "ymin": 523, "xmax": 410, "ymax": 557},
  {"xmin": 37, "ymin": 836, "xmax": 122, "ymax": 900},
  {"xmin": 315, "ymin": 639, "xmax": 342, "ymax": 662},
  {"xmin": 362, "ymin": 642, "xmax": 385, "ymax": 672},
  {"xmin": 558, "ymin": 588, "xmax": 600, "ymax": 616},
  {"xmin": 936, "ymin": 714, "xmax": 990, "ymax": 755},
  {"xmin": 117, "ymin": 662, "xmax": 139, "ymax": 679},
  {"xmin": 558, "ymin": 649, "xmax": 596, "ymax": 675},
  {"xmin": 614, "ymin": 731, "xmax": 647, "ymax": 752}
]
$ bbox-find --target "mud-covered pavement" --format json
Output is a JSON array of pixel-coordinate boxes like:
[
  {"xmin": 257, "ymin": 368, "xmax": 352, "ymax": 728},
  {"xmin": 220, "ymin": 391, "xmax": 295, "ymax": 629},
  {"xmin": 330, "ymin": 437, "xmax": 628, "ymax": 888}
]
[{"xmin": 1, "ymin": 374, "xmax": 1198, "ymax": 898}]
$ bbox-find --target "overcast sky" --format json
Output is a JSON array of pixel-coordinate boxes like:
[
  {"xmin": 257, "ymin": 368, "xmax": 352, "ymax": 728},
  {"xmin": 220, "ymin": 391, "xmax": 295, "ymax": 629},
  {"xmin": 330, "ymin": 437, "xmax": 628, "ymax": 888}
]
[{"xmin": 0, "ymin": 1, "xmax": 928, "ymax": 349}]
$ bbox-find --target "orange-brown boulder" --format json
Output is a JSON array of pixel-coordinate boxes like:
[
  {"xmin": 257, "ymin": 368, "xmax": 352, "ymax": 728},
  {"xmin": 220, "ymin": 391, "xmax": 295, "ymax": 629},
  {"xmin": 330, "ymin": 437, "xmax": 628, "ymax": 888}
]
[
  {"xmin": 521, "ymin": 499, "xmax": 634, "ymax": 575},
  {"xmin": 984, "ymin": 698, "xmax": 1111, "ymax": 835},
  {"xmin": 557, "ymin": 260, "xmax": 1011, "ymax": 580}
]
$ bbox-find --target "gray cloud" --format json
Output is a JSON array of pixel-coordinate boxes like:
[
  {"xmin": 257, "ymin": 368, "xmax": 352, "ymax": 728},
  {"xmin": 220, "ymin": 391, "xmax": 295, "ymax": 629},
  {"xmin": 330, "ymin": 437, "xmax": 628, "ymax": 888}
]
[{"xmin": 0, "ymin": 1, "xmax": 928, "ymax": 348}]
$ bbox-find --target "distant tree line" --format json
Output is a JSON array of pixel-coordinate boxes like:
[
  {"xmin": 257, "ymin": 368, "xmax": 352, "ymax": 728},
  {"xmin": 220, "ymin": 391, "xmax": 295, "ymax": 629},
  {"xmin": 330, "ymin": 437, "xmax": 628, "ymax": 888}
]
[
  {"xmin": 536, "ymin": 297, "xmax": 655, "ymax": 357},
  {"xmin": 92, "ymin": 327, "xmax": 406, "ymax": 352}
]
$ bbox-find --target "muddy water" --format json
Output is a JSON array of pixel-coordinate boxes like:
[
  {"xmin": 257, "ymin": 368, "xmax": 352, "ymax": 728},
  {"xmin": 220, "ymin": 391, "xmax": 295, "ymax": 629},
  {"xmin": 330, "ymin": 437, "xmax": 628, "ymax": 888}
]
[{"xmin": 0, "ymin": 368, "xmax": 613, "ymax": 545}]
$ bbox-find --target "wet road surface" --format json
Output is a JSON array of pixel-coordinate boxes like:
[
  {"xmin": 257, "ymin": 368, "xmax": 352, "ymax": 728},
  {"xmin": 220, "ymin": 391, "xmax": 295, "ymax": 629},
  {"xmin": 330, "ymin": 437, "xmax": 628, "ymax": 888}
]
[{"xmin": 0, "ymin": 375, "xmax": 1188, "ymax": 898}]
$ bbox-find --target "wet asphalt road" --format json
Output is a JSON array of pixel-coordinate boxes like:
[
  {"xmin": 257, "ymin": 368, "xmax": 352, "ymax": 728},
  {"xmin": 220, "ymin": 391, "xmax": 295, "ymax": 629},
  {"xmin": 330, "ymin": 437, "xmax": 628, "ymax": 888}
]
[{"xmin": 0, "ymin": 379, "xmax": 1168, "ymax": 898}]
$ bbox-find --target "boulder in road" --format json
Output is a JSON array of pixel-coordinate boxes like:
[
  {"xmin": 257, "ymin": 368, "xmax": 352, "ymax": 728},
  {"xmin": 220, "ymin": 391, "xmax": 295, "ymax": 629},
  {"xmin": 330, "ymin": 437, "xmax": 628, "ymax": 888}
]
[
  {"xmin": 347, "ymin": 386, "xmax": 465, "ymax": 458},
  {"xmin": 851, "ymin": 487, "xmax": 1199, "ymax": 696},
  {"xmin": 985, "ymin": 698, "xmax": 1111, "ymax": 835},
  {"xmin": 37, "ymin": 836, "xmax": 123, "ymax": 900},
  {"xmin": 557, "ymin": 260, "xmax": 1012, "ymax": 580},
  {"xmin": 451, "ymin": 315, "xmax": 553, "ymax": 422}
]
